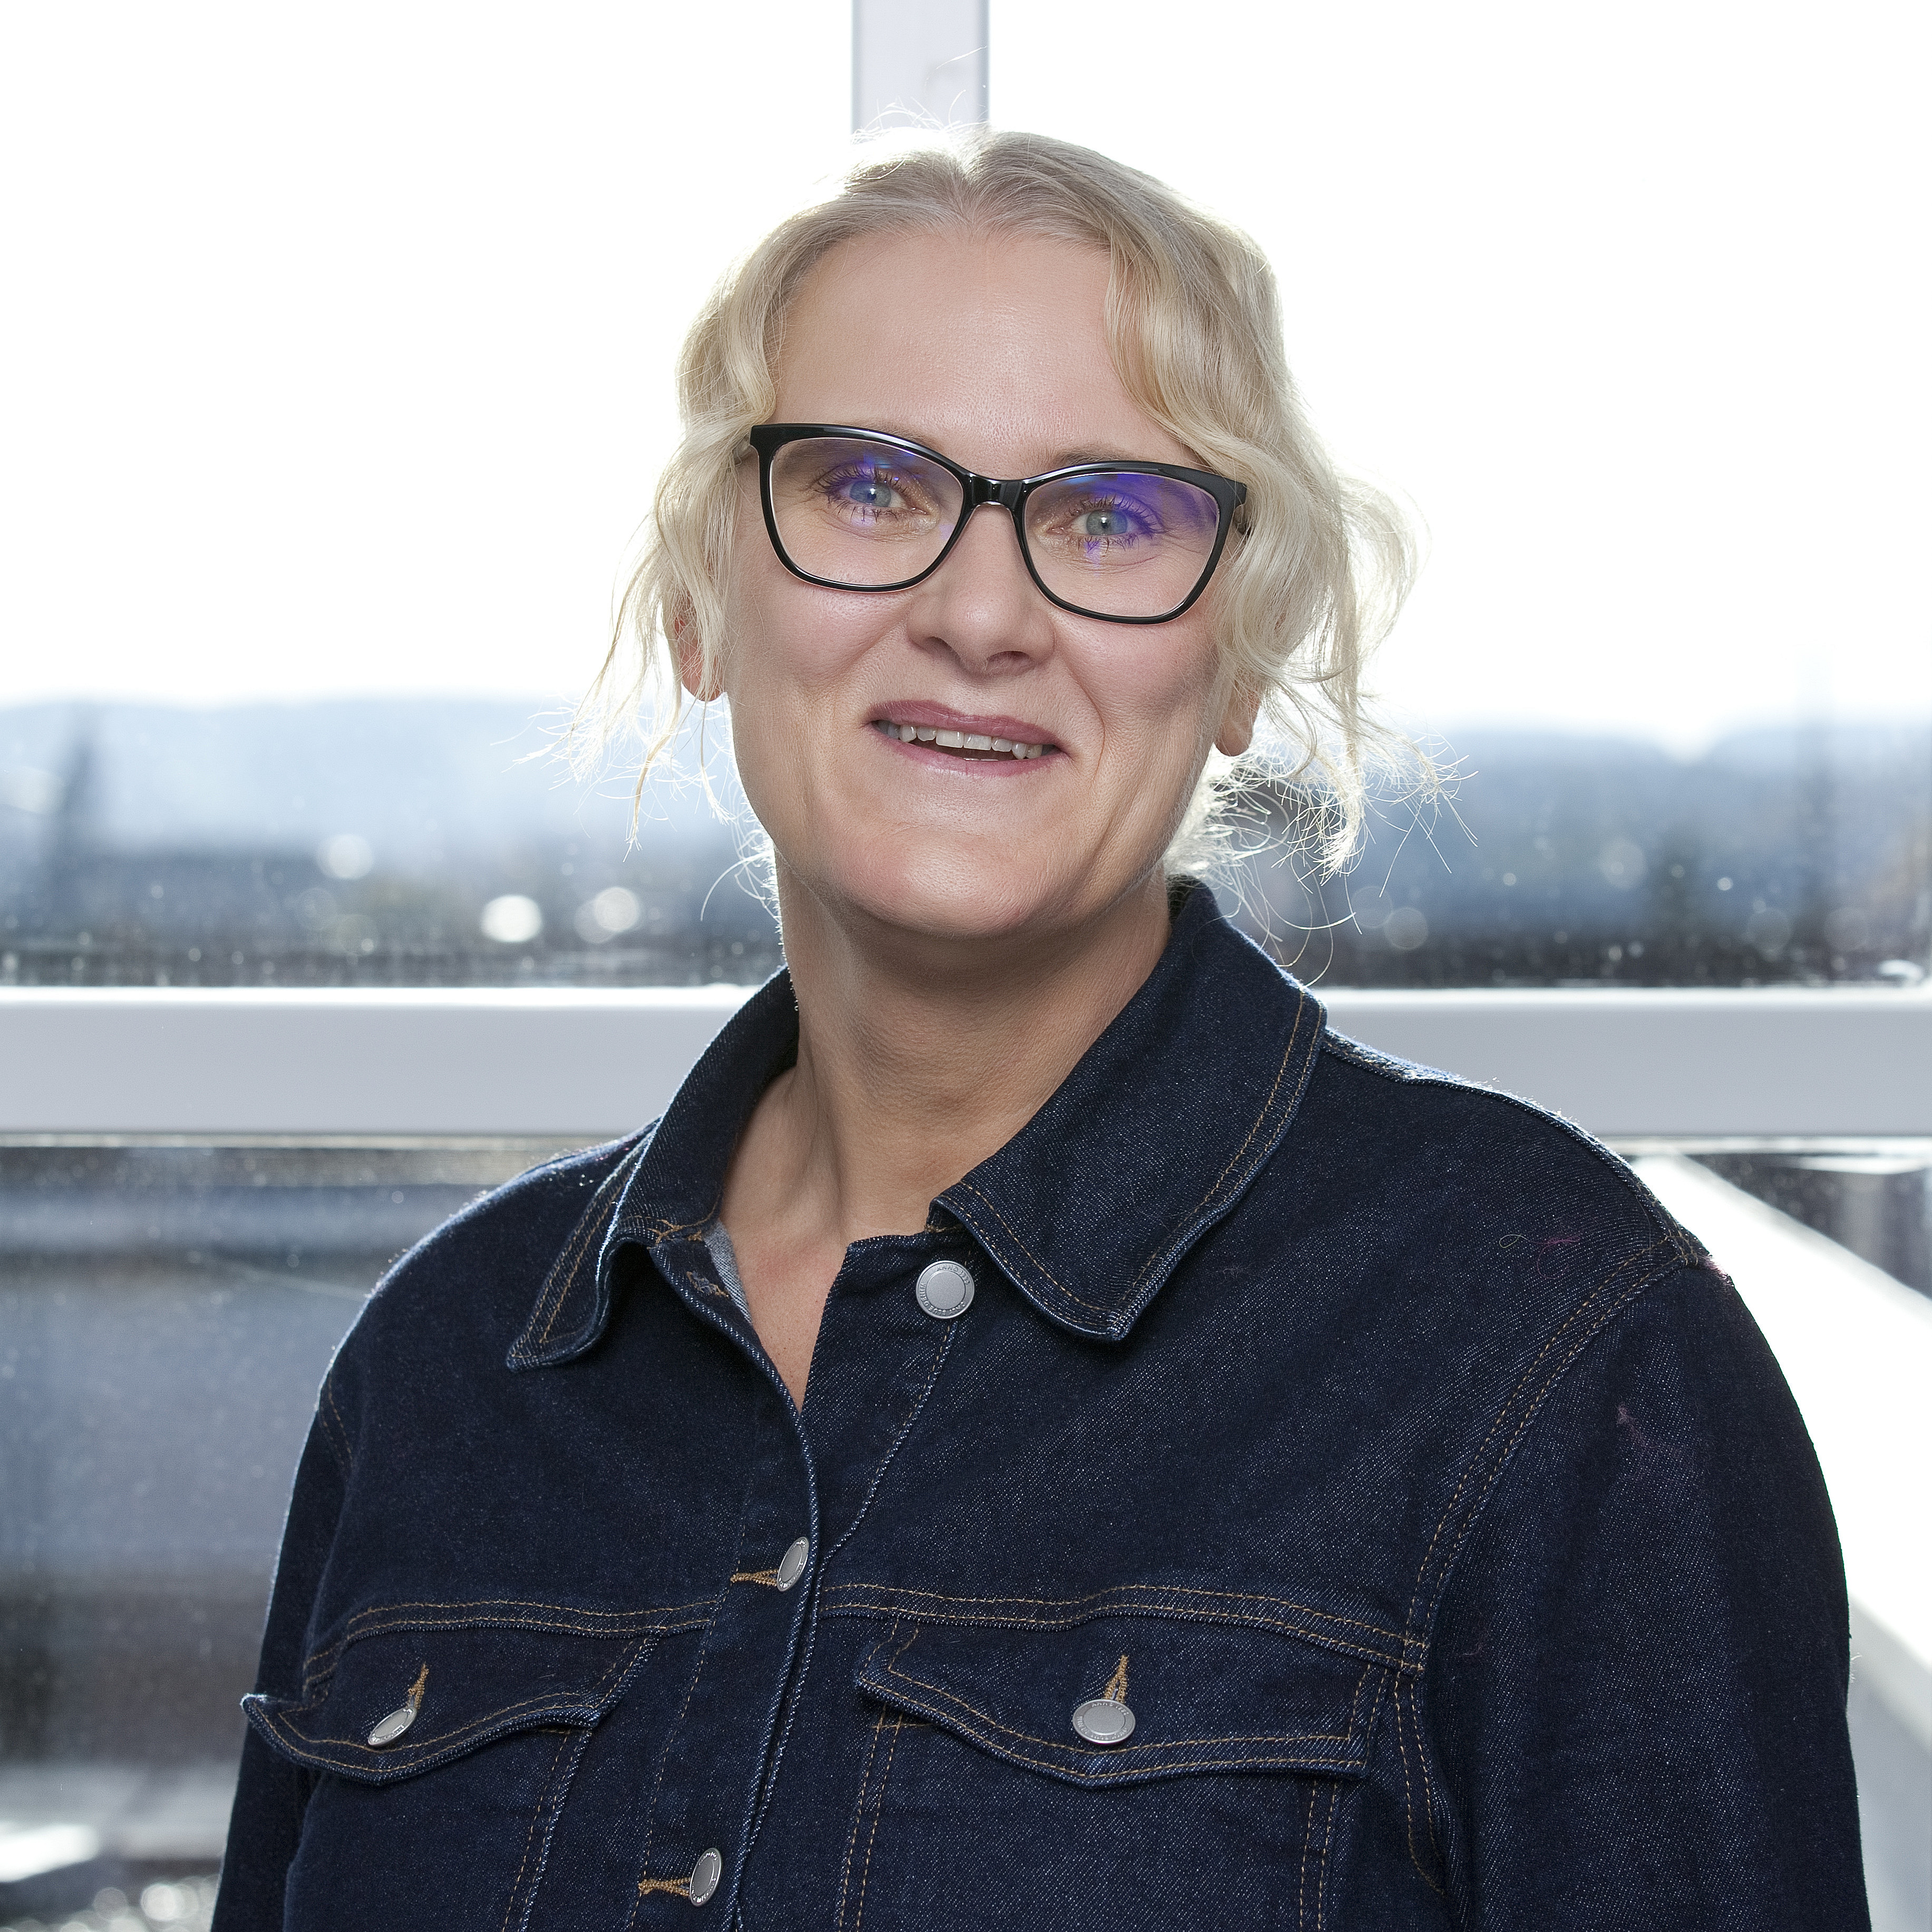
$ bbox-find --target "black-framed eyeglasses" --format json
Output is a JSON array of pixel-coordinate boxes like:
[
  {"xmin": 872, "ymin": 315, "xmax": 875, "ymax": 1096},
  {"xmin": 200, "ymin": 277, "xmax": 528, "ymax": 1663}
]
[{"xmin": 747, "ymin": 424, "xmax": 1247, "ymax": 625}]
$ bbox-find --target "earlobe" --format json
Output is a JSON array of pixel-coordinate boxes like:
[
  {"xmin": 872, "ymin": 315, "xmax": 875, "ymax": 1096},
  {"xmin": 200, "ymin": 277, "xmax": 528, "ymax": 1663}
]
[
  {"xmin": 672, "ymin": 605, "xmax": 722, "ymax": 702},
  {"xmin": 1214, "ymin": 682, "xmax": 1262, "ymax": 759}
]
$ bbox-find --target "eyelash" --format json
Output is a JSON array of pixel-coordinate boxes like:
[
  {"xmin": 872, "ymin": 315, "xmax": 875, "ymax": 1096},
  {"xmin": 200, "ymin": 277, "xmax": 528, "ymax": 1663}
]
[
  {"xmin": 1043, "ymin": 494, "xmax": 1161, "ymax": 542},
  {"xmin": 817, "ymin": 464, "xmax": 935, "ymax": 517},
  {"xmin": 812, "ymin": 460, "xmax": 1170, "ymax": 546}
]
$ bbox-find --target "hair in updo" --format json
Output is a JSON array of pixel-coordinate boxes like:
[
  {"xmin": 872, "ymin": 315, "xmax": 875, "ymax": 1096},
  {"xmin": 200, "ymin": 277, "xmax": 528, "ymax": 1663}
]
[{"xmin": 587, "ymin": 127, "xmax": 1418, "ymax": 871}]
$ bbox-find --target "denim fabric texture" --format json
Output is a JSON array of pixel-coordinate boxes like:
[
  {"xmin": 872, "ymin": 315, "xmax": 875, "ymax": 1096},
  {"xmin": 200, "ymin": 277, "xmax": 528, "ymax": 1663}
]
[{"xmin": 212, "ymin": 884, "xmax": 1868, "ymax": 1930}]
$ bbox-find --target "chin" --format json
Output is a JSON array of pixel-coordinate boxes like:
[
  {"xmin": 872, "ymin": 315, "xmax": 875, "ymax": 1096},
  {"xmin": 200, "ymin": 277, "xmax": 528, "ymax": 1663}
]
[{"xmin": 814, "ymin": 837, "xmax": 1082, "ymax": 945}]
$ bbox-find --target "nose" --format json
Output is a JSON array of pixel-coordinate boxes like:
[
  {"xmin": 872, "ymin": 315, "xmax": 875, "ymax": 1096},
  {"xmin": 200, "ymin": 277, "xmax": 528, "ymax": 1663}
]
[{"xmin": 903, "ymin": 502, "xmax": 1055, "ymax": 675}]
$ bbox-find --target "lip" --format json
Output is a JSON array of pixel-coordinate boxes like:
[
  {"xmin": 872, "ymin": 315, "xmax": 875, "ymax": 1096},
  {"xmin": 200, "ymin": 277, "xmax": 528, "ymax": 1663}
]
[{"xmin": 871, "ymin": 701, "xmax": 1061, "ymax": 749}]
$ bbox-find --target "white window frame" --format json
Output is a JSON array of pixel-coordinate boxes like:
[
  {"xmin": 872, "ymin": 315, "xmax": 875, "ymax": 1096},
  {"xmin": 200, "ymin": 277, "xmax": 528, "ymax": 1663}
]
[{"xmin": 1, "ymin": 984, "xmax": 1926, "ymax": 1140}]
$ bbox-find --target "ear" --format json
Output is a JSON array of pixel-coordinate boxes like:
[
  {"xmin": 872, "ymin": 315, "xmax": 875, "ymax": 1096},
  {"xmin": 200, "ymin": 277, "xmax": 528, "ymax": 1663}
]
[
  {"xmin": 672, "ymin": 603, "xmax": 722, "ymax": 702},
  {"xmin": 1213, "ymin": 677, "xmax": 1262, "ymax": 758}
]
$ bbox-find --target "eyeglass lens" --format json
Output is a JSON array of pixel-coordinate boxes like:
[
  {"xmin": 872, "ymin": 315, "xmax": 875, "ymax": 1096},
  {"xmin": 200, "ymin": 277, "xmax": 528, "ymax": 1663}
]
[{"xmin": 767, "ymin": 435, "xmax": 1223, "ymax": 619}]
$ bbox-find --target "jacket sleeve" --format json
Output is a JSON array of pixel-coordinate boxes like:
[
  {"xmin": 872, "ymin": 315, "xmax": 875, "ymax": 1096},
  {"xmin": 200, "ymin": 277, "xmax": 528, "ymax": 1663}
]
[
  {"xmin": 1418, "ymin": 1260, "xmax": 1869, "ymax": 1929},
  {"xmin": 210, "ymin": 1378, "xmax": 351, "ymax": 1932}
]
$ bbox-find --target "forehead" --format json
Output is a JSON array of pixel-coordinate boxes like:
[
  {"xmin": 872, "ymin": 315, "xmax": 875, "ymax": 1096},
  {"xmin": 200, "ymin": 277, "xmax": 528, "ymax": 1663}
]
[{"xmin": 773, "ymin": 226, "xmax": 1194, "ymax": 474}]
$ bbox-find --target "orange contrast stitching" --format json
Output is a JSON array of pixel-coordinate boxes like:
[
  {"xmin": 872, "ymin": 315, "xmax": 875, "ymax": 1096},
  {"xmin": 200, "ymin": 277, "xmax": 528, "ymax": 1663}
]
[
  {"xmin": 836, "ymin": 1705, "xmax": 890, "ymax": 1932},
  {"xmin": 820, "ymin": 1580, "xmax": 1406, "ymax": 1654},
  {"xmin": 300, "ymin": 1595, "xmax": 717, "ymax": 1680},
  {"xmin": 1297, "ymin": 1783, "xmax": 1317, "ymax": 1930},
  {"xmin": 320, "ymin": 1375, "xmax": 354, "ymax": 1474},
  {"xmin": 1394, "ymin": 1679, "xmax": 1444, "ymax": 1895},
  {"xmin": 499, "ymin": 1729, "xmax": 575, "ymax": 1932},
  {"xmin": 637, "ymin": 1198, "xmax": 722, "ymax": 1245},
  {"xmin": 625, "ymin": 1517, "xmax": 746, "ymax": 1921},
  {"xmin": 277, "ymin": 1635, "xmax": 644, "ymax": 1763},
  {"xmin": 1313, "ymin": 1781, "xmax": 1339, "ymax": 1930},
  {"xmin": 1412, "ymin": 1681, "xmax": 1442, "ymax": 1877},
  {"xmin": 1125, "ymin": 991, "xmax": 1309, "ymax": 1299},
  {"xmin": 528, "ymin": 1192, "xmax": 616, "ymax": 1345},
  {"xmin": 264, "ymin": 1692, "xmax": 589, "ymax": 1768},
  {"xmin": 870, "ymin": 1634, "xmax": 1359, "ymax": 1766},
  {"xmin": 630, "ymin": 1620, "xmax": 721, "ymax": 1906},
  {"xmin": 528, "ymin": 1143, "xmax": 649, "ymax": 1347},
  {"xmin": 1413, "ymin": 1249, "xmax": 1667, "ymax": 1636},
  {"xmin": 1405, "ymin": 1238, "xmax": 1672, "ymax": 1626},
  {"xmin": 825, "ymin": 1599, "xmax": 1404, "ymax": 1666},
  {"xmin": 946, "ymin": 1182, "xmax": 1109, "ymax": 1312},
  {"xmin": 952, "ymin": 989, "xmax": 1311, "ymax": 1318},
  {"xmin": 850, "ymin": 1714, "xmax": 903, "ymax": 1932}
]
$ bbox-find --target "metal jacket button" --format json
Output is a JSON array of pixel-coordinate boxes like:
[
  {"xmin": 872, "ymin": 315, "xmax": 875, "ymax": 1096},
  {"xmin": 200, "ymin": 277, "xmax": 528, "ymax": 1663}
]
[
  {"xmin": 915, "ymin": 1259, "xmax": 974, "ymax": 1319},
  {"xmin": 774, "ymin": 1537, "xmax": 810, "ymax": 1591},
  {"xmin": 688, "ymin": 1848, "xmax": 722, "ymax": 1906},
  {"xmin": 1072, "ymin": 1697, "xmax": 1135, "ymax": 1744},
  {"xmin": 366, "ymin": 1704, "xmax": 416, "ymax": 1747}
]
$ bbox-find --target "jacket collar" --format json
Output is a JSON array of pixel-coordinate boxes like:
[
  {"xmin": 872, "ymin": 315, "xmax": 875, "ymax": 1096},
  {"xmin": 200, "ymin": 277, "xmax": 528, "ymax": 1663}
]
[{"xmin": 508, "ymin": 884, "xmax": 1325, "ymax": 1367}]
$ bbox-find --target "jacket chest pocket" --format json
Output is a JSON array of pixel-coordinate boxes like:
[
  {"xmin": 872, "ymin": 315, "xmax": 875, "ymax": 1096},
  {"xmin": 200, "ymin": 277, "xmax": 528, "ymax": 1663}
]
[
  {"xmin": 835, "ymin": 1616, "xmax": 1392, "ymax": 1932},
  {"xmin": 245, "ymin": 1615, "xmax": 651, "ymax": 1932}
]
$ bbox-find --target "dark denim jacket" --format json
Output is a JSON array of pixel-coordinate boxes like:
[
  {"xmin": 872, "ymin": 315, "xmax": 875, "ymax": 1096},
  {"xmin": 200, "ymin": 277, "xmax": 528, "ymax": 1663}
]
[{"xmin": 213, "ymin": 886, "xmax": 1867, "ymax": 1930}]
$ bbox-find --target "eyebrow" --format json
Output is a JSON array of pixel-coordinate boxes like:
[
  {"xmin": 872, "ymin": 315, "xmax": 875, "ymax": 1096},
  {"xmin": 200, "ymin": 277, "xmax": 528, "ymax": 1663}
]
[
  {"xmin": 1046, "ymin": 448, "xmax": 1137, "ymax": 469},
  {"xmin": 842, "ymin": 427, "xmax": 1157, "ymax": 473}
]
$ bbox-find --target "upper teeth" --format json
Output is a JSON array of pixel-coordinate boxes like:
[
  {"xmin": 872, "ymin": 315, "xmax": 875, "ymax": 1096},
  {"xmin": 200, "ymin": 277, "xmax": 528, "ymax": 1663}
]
[{"xmin": 878, "ymin": 721, "xmax": 1047, "ymax": 759}]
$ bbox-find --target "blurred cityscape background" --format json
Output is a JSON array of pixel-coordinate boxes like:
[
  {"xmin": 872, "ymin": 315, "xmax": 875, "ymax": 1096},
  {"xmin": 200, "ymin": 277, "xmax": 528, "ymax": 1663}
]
[{"xmin": 4, "ymin": 699, "xmax": 1928, "ymax": 993}]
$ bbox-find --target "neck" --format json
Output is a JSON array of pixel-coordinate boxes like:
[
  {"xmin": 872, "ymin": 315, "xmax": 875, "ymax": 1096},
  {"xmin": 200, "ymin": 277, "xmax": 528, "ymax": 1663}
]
[{"xmin": 732, "ymin": 868, "xmax": 1174, "ymax": 1246}]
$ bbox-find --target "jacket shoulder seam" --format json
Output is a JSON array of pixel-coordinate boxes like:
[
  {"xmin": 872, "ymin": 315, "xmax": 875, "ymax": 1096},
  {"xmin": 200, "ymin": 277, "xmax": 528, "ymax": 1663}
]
[
  {"xmin": 314, "ymin": 1367, "xmax": 354, "ymax": 1480},
  {"xmin": 1317, "ymin": 1028, "xmax": 1702, "ymax": 1262},
  {"xmin": 1407, "ymin": 1247, "xmax": 1701, "ymax": 1652}
]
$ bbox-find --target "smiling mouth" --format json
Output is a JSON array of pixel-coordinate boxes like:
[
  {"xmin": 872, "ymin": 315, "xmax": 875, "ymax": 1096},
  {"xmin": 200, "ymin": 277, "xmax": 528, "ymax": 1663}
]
[{"xmin": 871, "ymin": 720, "xmax": 1054, "ymax": 761}]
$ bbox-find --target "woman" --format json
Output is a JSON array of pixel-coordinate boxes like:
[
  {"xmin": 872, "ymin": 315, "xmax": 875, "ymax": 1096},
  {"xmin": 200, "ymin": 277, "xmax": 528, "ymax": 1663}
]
[{"xmin": 214, "ymin": 132, "xmax": 1866, "ymax": 1929}]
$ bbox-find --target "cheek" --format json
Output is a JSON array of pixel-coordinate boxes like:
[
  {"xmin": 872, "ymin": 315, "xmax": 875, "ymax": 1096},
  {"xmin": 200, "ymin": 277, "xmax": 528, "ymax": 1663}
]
[
  {"xmin": 723, "ymin": 556, "xmax": 878, "ymax": 710},
  {"xmin": 1100, "ymin": 628, "xmax": 1225, "ymax": 764}
]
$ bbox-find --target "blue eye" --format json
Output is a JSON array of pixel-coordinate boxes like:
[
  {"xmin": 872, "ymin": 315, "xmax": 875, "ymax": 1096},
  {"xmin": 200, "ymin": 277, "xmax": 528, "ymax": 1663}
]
[
  {"xmin": 1062, "ymin": 496, "xmax": 1155, "ymax": 547},
  {"xmin": 828, "ymin": 467, "xmax": 915, "ymax": 516}
]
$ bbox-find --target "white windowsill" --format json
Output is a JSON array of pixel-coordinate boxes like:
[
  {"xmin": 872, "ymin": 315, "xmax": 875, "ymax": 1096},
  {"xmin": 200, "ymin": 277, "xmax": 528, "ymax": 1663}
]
[
  {"xmin": 0, "ymin": 982, "xmax": 1926, "ymax": 1139},
  {"xmin": 1637, "ymin": 1155, "xmax": 1932, "ymax": 1723}
]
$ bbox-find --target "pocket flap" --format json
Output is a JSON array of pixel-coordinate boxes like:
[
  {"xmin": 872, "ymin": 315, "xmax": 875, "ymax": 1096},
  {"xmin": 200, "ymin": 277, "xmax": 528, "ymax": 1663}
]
[
  {"xmin": 245, "ymin": 1615, "xmax": 646, "ymax": 1784},
  {"xmin": 854, "ymin": 1615, "xmax": 1389, "ymax": 1788}
]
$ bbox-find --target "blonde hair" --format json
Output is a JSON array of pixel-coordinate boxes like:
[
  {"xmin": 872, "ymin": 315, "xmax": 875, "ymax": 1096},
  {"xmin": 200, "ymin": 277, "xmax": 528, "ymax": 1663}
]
[{"xmin": 586, "ymin": 127, "xmax": 1416, "ymax": 871}]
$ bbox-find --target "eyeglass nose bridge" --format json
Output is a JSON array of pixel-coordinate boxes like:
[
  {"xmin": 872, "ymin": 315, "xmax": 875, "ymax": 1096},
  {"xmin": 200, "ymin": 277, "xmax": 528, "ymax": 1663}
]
[{"xmin": 962, "ymin": 473, "xmax": 1025, "ymax": 514}]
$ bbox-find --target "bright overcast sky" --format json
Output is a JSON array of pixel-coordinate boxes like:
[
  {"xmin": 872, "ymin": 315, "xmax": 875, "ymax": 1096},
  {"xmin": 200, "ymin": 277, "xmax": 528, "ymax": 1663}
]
[{"xmin": 2, "ymin": 3, "xmax": 1926, "ymax": 752}]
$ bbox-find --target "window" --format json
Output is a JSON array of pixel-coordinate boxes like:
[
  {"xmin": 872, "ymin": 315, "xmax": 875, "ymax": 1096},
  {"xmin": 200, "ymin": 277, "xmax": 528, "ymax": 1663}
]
[{"xmin": 2, "ymin": 6, "xmax": 1926, "ymax": 1927}]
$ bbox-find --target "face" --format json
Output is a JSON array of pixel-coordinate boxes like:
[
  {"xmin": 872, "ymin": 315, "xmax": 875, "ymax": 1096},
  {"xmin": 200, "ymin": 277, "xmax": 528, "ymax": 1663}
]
[{"xmin": 706, "ymin": 226, "xmax": 1255, "ymax": 951}]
